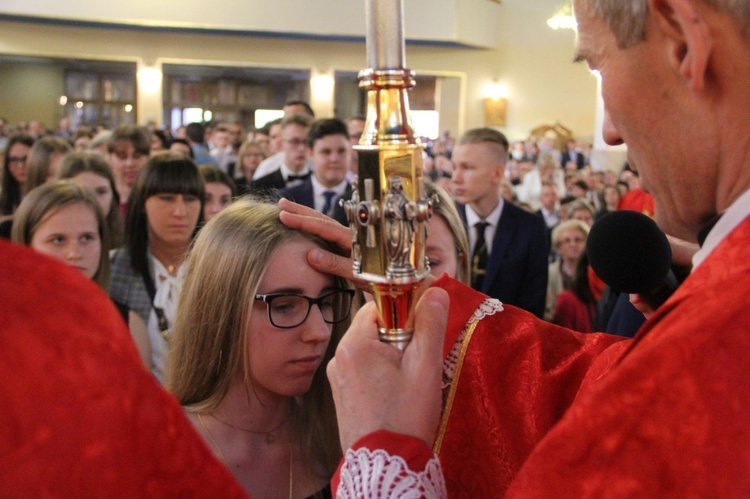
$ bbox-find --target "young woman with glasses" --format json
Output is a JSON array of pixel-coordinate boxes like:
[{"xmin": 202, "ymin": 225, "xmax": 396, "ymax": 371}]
[{"xmin": 168, "ymin": 198, "xmax": 352, "ymax": 498}]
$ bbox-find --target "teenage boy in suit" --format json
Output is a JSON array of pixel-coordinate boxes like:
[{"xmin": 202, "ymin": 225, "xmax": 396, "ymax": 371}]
[
  {"xmin": 278, "ymin": 118, "xmax": 352, "ymax": 226},
  {"xmin": 451, "ymin": 127, "xmax": 549, "ymax": 317}
]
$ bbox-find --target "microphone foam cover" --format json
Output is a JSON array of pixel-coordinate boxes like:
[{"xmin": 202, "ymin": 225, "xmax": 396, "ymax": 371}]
[{"xmin": 586, "ymin": 210, "xmax": 672, "ymax": 294}]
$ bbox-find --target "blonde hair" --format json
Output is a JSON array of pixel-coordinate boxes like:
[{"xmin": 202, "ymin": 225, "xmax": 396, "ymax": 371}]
[
  {"xmin": 551, "ymin": 219, "xmax": 590, "ymax": 249},
  {"xmin": 426, "ymin": 182, "xmax": 470, "ymax": 285},
  {"xmin": 167, "ymin": 197, "xmax": 346, "ymax": 474}
]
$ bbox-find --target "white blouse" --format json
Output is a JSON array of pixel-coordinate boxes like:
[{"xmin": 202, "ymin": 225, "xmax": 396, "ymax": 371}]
[{"xmin": 147, "ymin": 252, "xmax": 185, "ymax": 384}]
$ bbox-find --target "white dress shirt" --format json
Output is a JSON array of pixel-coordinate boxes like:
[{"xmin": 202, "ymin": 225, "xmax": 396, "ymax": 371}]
[
  {"xmin": 311, "ymin": 176, "xmax": 348, "ymax": 215},
  {"xmin": 253, "ymin": 152, "xmax": 314, "ymax": 180},
  {"xmin": 465, "ymin": 200, "xmax": 504, "ymax": 256}
]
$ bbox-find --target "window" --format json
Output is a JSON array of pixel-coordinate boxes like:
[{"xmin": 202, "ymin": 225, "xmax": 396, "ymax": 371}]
[
  {"xmin": 162, "ymin": 64, "xmax": 310, "ymax": 132},
  {"xmin": 64, "ymin": 69, "xmax": 136, "ymax": 128}
]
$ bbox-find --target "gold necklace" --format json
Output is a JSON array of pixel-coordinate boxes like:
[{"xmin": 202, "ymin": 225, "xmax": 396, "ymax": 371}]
[
  {"xmin": 198, "ymin": 413, "xmax": 229, "ymax": 466},
  {"xmin": 211, "ymin": 412, "xmax": 289, "ymax": 445},
  {"xmin": 197, "ymin": 413, "xmax": 293, "ymax": 498}
]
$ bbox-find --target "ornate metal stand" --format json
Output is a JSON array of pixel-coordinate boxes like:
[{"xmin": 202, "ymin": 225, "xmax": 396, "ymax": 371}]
[{"xmin": 342, "ymin": 0, "xmax": 433, "ymax": 350}]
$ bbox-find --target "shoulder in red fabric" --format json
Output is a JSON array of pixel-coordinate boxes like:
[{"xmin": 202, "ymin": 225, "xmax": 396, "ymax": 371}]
[{"xmin": 0, "ymin": 241, "xmax": 247, "ymax": 497}]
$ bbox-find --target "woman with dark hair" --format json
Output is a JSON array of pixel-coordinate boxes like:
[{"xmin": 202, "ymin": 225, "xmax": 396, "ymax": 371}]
[
  {"xmin": 150, "ymin": 130, "xmax": 169, "ymax": 155},
  {"xmin": 1, "ymin": 133, "xmax": 35, "ymax": 216},
  {"xmin": 109, "ymin": 152, "xmax": 205, "ymax": 383},
  {"xmin": 168, "ymin": 138, "xmax": 195, "ymax": 159},
  {"xmin": 198, "ymin": 164, "xmax": 236, "ymax": 222},
  {"xmin": 56, "ymin": 151, "xmax": 124, "ymax": 249},
  {"xmin": 552, "ymin": 253, "xmax": 597, "ymax": 332},
  {"xmin": 168, "ymin": 199, "xmax": 350, "ymax": 498}
]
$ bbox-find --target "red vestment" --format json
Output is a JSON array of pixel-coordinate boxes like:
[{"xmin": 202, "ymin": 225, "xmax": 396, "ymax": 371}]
[
  {"xmin": 0, "ymin": 241, "xmax": 247, "ymax": 497},
  {"xmin": 335, "ymin": 215, "xmax": 750, "ymax": 497},
  {"xmin": 617, "ymin": 189, "xmax": 655, "ymax": 218}
]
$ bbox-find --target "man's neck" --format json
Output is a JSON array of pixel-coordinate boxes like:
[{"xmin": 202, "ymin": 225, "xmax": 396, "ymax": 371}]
[
  {"xmin": 315, "ymin": 175, "xmax": 345, "ymax": 189},
  {"xmin": 284, "ymin": 161, "xmax": 305, "ymax": 174},
  {"xmin": 469, "ymin": 195, "xmax": 501, "ymax": 220}
]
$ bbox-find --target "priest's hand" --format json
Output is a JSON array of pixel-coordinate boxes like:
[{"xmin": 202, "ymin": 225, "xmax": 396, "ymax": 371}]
[
  {"xmin": 278, "ymin": 198, "xmax": 364, "ymax": 287},
  {"xmin": 327, "ymin": 287, "xmax": 449, "ymax": 451}
]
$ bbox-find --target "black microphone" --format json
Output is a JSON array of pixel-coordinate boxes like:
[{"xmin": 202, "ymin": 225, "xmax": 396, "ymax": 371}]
[{"xmin": 586, "ymin": 210, "xmax": 677, "ymax": 310}]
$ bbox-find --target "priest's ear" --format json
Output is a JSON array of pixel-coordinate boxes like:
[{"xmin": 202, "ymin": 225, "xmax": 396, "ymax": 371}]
[{"xmin": 649, "ymin": 0, "xmax": 712, "ymax": 91}]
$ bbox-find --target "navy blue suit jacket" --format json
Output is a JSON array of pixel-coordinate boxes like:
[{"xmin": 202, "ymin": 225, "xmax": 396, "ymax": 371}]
[
  {"xmin": 459, "ymin": 201, "xmax": 549, "ymax": 318},
  {"xmin": 562, "ymin": 150, "xmax": 585, "ymax": 170},
  {"xmin": 277, "ymin": 178, "xmax": 352, "ymax": 226}
]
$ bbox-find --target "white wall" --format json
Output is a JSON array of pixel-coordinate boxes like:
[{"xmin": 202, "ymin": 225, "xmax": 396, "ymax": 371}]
[
  {"xmin": 0, "ymin": 0, "xmax": 600, "ymax": 142},
  {"xmin": 0, "ymin": 0, "xmax": 501, "ymax": 47}
]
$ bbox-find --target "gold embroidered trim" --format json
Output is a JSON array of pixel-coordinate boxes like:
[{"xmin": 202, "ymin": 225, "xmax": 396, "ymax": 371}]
[{"xmin": 433, "ymin": 318, "xmax": 480, "ymax": 455}]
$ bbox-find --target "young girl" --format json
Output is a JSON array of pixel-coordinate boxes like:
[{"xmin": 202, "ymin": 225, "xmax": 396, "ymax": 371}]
[
  {"xmin": 24, "ymin": 136, "xmax": 72, "ymax": 192},
  {"xmin": 11, "ymin": 181, "xmax": 150, "ymax": 364},
  {"xmin": 12, "ymin": 181, "xmax": 108, "ymax": 286},
  {"xmin": 109, "ymin": 152, "xmax": 204, "ymax": 383},
  {"xmin": 424, "ymin": 181, "xmax": 470, "ymax": 285},
  {"xmin": 168, "ymin": 199, "xmax": 351, "ymax": 498},
  {"xmin": 56, "ymin": 150, "xmax": 124, "ymax": 248}
]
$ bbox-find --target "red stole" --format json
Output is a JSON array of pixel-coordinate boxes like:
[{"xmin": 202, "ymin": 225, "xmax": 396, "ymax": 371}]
[{"xmin": 432, "ymin": 276, "xmax": 628, "ymax": 497}]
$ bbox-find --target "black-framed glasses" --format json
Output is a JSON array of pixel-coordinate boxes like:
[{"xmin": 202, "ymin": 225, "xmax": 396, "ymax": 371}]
[
  {"xmin": 7, "ymin": 156, "xmax": 27, "ymax": 165},
  {"xmin": 254, "ymin": 289, "xmax": 354, "ymax": 329}
]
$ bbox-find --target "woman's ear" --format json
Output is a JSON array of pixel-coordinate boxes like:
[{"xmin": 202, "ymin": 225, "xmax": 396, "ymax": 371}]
[{"xmin": 649, "ymin": 0, "xmax": 713, "ymax": 91}]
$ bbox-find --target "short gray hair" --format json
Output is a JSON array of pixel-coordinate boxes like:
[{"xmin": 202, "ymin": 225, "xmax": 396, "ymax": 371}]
[{"xmin": 585, "ymin": 0, "xmax": 750, "ymax": 48}]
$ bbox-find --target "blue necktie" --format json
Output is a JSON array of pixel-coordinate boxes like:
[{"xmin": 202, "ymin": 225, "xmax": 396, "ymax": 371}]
[{"xmin": 321, "ymin": 190, "xmax": 337, "ymax": 216}]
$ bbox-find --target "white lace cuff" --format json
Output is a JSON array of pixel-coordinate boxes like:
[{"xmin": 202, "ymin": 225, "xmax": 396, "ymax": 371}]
[{"xmin": 337, "ymin": 447, "xmax": 447, "ymax": 499}]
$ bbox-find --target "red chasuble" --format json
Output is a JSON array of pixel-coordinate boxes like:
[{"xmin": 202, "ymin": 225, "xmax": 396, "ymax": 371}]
[
  {"xmin": 336, "ymin": 216, "xmax": 750, "ymax": 498},
  {"xmin": 0, "ymin": 241, "xmax": 247, "ymax": 497}
]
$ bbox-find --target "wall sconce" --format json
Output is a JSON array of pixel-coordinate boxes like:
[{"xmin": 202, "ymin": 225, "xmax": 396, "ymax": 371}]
[
  {"xmin": 482, "ymin": 82, "xmax": 509, "ymax": 127},
  {"xmin": 310, "ymin": 72, "xmax": 335, "ymax": 117},
  {"xmin": 310, "ymin": 73, "xmax": 335, "ymax": 103}
]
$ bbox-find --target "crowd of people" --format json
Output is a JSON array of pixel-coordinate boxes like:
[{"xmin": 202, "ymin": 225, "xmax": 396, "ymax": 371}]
[
  {"xmin": 1, "ymin": 103, "xmax": 652, "ymax": 341},
  {"xmin": 0, "ymin": 98, "xmax": 662, "ymax": 496},
  {"xmin": 4, "ymin": 0, "xmax": 750, "ymax": 492}
]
